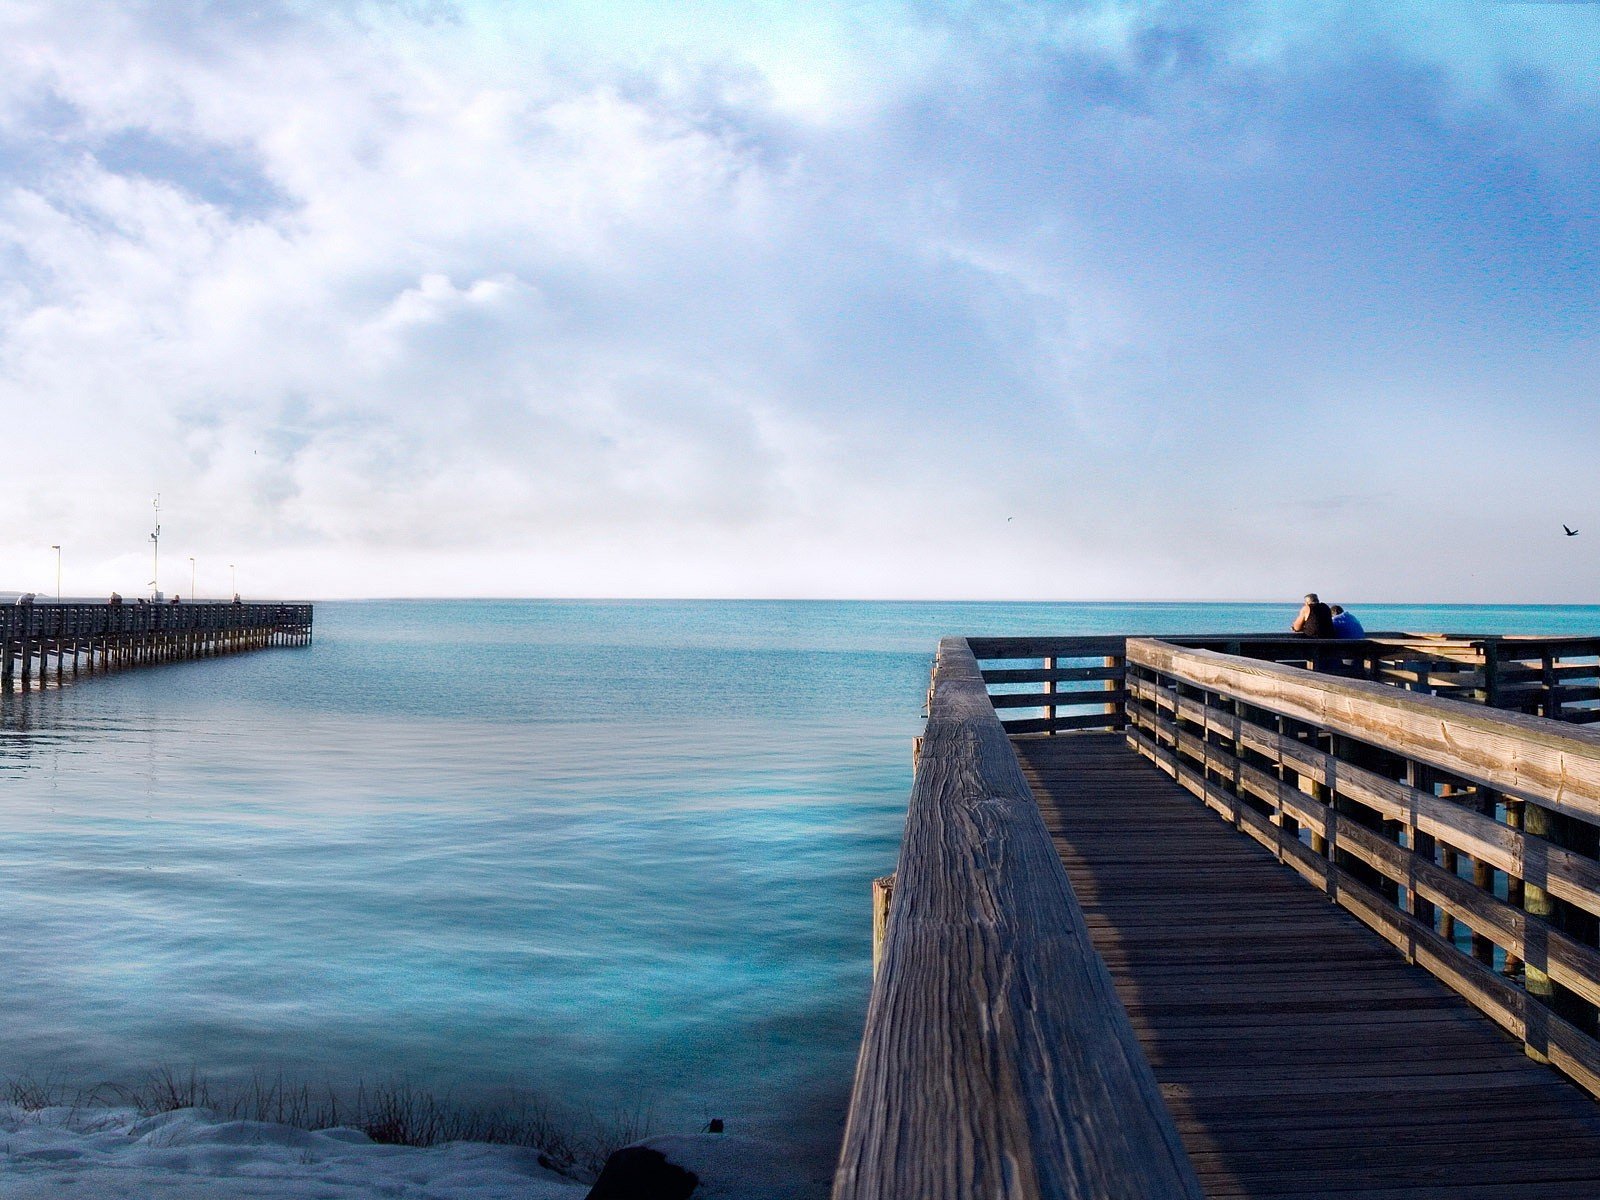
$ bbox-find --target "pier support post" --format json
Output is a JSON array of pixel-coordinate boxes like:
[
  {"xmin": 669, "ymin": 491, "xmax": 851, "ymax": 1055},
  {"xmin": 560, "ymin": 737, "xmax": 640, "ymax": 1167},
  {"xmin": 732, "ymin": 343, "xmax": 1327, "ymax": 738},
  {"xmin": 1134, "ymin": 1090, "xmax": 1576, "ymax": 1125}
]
[
  {"xmin": 1524, "ymin": 800, "xmax": 1556, "ymax": 1061},
  {"xmin": 871, "ymin": 874, "xmax": 895, "ymax": 980}
]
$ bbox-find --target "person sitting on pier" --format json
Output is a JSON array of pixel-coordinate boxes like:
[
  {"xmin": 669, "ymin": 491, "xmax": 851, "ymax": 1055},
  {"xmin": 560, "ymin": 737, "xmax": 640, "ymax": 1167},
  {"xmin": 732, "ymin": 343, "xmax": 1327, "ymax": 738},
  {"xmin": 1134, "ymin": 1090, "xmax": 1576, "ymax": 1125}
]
[
  {"xmin": 1330, "ymin": 604, "xmax": 1364, "ymax": 639},
  {"xmin": 169, "ymin": 595, "xmax": 181, "ymax": 605},
  {"xmin": 1291, "ymin": 593, "xmax": 1335, "ymax": 638},
  {"xmin": 109, "ymin": 592, "xmax": 123, "ymax": 607}
]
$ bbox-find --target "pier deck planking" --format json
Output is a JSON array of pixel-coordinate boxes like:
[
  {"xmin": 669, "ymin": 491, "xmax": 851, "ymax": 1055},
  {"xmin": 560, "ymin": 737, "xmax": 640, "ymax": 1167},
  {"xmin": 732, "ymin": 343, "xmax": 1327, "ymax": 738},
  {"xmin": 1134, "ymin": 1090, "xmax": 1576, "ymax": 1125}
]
[{"xmin": 1016, "ymin": 731, "xmax": 1600, "ymax": 1200}]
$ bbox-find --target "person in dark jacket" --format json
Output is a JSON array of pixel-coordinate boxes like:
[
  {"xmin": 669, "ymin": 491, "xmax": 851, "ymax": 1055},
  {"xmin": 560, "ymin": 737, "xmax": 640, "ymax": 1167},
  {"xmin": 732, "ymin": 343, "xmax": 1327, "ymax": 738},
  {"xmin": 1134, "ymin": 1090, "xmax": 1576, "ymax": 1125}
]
[{"xmin": 1292, "ymin": 593, "xmax": 1335, "ymax": 637}]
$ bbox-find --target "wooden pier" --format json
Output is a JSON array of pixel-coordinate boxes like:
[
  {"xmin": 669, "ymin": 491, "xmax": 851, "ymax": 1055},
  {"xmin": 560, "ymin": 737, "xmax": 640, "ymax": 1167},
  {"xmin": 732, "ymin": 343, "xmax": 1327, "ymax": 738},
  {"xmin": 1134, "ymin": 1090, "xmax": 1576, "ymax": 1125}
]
[
  {"xmin": 837, "ymin": 631, "xmax": 1600, "ymax": 1199},
  {"xmin": 1, "ymin": 601, "xmax": 312, "ymax": 693}
]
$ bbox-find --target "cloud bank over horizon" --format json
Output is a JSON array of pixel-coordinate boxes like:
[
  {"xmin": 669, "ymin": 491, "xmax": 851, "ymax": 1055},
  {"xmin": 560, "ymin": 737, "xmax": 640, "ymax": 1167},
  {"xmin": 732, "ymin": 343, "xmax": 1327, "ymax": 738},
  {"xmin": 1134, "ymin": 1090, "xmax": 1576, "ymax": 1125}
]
[{"xmin": 2, "ymin": 1, "xmax": 1597, "ymax": 602}]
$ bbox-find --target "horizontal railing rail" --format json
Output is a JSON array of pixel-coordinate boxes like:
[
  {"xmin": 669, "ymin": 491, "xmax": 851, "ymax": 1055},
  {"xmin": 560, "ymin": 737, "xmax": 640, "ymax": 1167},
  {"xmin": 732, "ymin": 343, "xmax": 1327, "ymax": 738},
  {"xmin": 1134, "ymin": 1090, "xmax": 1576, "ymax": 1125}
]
[
  {"xmin": 1178, "ymin": 633, "xmax": 1600, "ymax": 724},
  {"xmin": 834, "ymin": 637, "xmax": 1201, "ymax": 1200},
  {"xmin": 968, "ymin": 634, "xmax": 1129, "ymax": 736},
  {"xmin": 1125, "ymin": 636, "xmax": 1600, "ymax": 1096},
  {"xmin": 0, "ymin": 602, "xmax": 312, "ymax": 640}
]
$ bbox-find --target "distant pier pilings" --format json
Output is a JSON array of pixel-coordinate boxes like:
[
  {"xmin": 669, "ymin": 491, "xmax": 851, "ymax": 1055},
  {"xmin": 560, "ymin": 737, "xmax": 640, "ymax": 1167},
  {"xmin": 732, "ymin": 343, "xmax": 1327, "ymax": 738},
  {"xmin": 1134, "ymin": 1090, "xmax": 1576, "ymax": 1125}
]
[{"xmin": 1, "ymin": 601, "xmax": 313, "ymax": 693}]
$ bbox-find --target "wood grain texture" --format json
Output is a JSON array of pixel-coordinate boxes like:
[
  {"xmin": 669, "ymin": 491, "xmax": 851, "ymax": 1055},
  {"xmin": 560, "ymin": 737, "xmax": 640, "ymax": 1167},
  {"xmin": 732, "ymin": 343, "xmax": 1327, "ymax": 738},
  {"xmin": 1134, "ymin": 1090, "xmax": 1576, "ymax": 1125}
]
[
  {"xmin": 966, "ymin": 635, "xmax": 1130, "ymax": 660},
  {"xmin": 833, "ymin": 638, "xmax": 1202, "ymax": 1200},
  {"xmin": 1124, "ymin": 675, "xmax": 1600, "ymax": 920},
  {"xmin": 1125, "ymin": 663, "xmax": 1600, "ymax": 1100},
  {"xmin": 1019, "ymin": 733, "xmax": 1600, "ymax": 1199},
  {"xmin": 1128, "ymin": 638, "xmax": 1600, "ymax": 821}
]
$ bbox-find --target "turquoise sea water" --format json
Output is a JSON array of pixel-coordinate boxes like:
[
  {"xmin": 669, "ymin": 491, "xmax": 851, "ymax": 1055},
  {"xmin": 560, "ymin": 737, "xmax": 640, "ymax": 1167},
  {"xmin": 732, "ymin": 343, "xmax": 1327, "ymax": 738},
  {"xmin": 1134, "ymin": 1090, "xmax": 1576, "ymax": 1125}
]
[{"xmin": 4, "ymin": 599, "xmax": 1600, "ymax": 1174}]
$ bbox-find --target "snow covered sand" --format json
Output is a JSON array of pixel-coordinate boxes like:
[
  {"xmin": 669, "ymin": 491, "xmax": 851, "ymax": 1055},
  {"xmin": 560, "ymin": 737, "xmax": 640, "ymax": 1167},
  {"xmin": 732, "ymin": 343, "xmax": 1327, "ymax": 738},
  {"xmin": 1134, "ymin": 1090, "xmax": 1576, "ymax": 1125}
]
[
  {"xmin": 0, "ymin": 1105, "xmax": 823, "ymax": 1199},
  {"xmin": 0, "ymin": 1104, "xmax": 587, "ymax": 1199}
]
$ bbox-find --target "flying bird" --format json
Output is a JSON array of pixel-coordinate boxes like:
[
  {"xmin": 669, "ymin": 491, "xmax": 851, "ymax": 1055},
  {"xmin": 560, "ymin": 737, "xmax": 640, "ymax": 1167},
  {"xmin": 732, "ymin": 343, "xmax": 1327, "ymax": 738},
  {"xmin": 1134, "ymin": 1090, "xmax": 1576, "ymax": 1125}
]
[{"xmin": 1565, "ymin": 525, "xmax": 1580, "ymax": 537}]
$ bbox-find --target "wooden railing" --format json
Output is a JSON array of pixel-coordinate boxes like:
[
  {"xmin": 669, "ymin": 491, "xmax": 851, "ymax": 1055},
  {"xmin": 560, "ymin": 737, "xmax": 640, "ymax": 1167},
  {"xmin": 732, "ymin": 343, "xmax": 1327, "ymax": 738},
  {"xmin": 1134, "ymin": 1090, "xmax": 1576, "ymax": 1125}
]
[
  {"xmin": 1125, "ymin": 637, "xmax": 1600, "ymax": 1096},
  {"xmin": 833, "ymin": 637, "xmax": 1202, "ymax": 1200},
  {"xmin": 0, "ymin": 601, "xmax": 313, "ymax": 639},
  {"xmin": 1178, "ymin": 633, "xmax": 1600, "ymax": 723},
  {"xmin": 968, "ymin": 635, "xmax": 1129, "ymax": 736}
]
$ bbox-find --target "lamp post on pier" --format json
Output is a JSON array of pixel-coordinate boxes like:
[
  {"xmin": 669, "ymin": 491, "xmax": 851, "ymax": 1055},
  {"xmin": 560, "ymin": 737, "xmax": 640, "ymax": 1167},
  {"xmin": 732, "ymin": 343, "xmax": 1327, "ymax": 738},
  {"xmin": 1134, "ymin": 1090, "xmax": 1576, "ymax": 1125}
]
[
  {"xmin": 149, "ymin": 495, "xmax": 161, "ymax": 600},
  {"xmin": 189, "ymin": 557, "xmax": 196, "ymax": 602},
  {"xmin": 51, "ymin": 545, "xmax": 60, "ymax": 600},
  {"xmin": 229, "ymin": 563, "xmax": 237, "ymax": 599}
]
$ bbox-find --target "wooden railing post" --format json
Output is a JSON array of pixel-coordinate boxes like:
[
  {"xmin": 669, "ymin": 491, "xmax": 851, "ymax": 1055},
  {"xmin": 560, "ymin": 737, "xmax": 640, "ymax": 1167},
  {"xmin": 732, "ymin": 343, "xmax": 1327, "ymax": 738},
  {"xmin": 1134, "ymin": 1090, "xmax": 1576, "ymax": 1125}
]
[{"xmin": 871, "ymin": 874, "xmax": 894, "ymax": 980}]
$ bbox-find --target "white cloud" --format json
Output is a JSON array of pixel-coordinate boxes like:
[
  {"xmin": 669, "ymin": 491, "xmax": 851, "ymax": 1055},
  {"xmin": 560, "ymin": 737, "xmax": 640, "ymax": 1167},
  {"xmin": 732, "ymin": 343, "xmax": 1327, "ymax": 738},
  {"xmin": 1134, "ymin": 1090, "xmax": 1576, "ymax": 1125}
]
[{"xmin": 0, "ymin": 1, "xmax": 1597, "ymax": 601}]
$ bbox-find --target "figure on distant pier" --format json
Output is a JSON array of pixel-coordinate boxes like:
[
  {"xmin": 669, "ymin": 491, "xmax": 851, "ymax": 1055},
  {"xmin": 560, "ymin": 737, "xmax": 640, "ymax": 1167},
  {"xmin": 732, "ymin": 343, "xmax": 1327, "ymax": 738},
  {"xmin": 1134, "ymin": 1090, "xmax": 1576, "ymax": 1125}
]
[
  {"xmin": 1330, "ymin": 605, "xmax": 1364, "ymax": 639},
  {"xmin": 15, "ymin": 592, "xmax": 34, "ymax": 606},
  {"xmin": 1291, "ymin": 593, "xmax": 1334, "ymax": 637},
  {"xmin": 109, "ymin": 592, "xmax": 123, "ymax": 607}
]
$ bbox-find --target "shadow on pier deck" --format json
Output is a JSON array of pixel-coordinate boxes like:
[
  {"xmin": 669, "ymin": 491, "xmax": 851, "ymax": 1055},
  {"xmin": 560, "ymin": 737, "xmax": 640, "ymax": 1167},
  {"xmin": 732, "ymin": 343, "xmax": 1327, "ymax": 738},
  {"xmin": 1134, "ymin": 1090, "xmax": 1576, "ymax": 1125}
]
[
  {"xmin": 836, "ymin": 631, "xmax": 1600, "ymax": 1200},
  {"xmin": 1019, "ymin": 731, "xmax": 1600, "ymax": 1199}
]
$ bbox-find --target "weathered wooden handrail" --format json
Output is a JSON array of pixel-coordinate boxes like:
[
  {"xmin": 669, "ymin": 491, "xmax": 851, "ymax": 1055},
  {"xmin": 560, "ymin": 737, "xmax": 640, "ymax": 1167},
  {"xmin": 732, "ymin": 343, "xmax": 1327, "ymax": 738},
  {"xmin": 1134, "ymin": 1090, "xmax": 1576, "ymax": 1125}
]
[
  {"xmin": 1173, "ymin": 632, "xmax": 1600, "ymax": 723},
  {"xmin": 1125, "ymin": 636, "xmax": 1600, "ymax": 1096},
  {"xmin": 833, "ymin": 637, "xmax": 1202, "ymax": 1200}
]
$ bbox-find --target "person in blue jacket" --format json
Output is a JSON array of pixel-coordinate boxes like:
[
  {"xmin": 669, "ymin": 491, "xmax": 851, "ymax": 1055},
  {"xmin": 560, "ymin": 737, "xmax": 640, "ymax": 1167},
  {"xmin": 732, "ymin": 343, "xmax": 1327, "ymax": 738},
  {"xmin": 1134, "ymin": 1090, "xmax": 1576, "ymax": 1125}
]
[{"xmin": 1330, "ymin": 605, "xmax": 1364, "ymax": 639}]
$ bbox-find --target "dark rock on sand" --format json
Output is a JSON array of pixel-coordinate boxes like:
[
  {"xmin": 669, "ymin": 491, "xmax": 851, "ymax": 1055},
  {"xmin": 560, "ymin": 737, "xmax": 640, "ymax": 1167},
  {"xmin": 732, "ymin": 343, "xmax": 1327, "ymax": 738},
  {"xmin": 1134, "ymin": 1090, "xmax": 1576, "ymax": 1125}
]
[{"xmin": 585, "ymin": 1145, "xmax": 698, "ymax": 1199}]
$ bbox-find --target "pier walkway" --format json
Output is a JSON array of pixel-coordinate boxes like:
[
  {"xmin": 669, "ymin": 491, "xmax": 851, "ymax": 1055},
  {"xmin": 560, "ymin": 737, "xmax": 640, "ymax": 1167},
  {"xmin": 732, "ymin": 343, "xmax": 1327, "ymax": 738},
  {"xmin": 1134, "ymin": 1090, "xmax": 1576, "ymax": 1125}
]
[
  {"xmin": 2, "ymin": 601, "xmax": 312, "ymax": 692},
  {"xmin": 836, "ymin": 631, "xmax": 1600, "ymax": 1200},
  {"xmin": 1018, "ymin": 731, "xmax": 1600, "ymax": 1199}
]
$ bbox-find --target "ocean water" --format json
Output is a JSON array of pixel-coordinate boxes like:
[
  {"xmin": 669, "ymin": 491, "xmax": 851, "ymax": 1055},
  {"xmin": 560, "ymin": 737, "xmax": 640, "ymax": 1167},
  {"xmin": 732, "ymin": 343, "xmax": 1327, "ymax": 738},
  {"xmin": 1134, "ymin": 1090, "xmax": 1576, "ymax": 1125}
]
[{"xmin": 4, "ymin": 599, "xmax": 1600, "ymax": 1176}]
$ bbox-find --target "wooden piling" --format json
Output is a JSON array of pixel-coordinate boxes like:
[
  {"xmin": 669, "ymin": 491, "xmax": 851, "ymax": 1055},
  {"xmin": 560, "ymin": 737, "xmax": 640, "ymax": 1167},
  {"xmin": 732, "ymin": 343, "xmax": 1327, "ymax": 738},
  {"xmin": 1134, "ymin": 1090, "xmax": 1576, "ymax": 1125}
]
[{"xmin": 871, "ymin": 874, "xmax": 894, "ymax": 980}]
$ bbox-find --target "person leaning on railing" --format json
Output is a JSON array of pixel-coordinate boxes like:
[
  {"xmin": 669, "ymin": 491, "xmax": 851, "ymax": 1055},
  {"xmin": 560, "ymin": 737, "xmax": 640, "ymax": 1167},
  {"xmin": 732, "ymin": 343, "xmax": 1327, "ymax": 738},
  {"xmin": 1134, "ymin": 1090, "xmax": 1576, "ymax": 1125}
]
[
  {"xmin": 1292, "ymin": 593, "xmax": 1335, "ymax": 638},
  {"xmin": 1330, "ymin": 604, "xmax": 1364, "ymax": 638}
]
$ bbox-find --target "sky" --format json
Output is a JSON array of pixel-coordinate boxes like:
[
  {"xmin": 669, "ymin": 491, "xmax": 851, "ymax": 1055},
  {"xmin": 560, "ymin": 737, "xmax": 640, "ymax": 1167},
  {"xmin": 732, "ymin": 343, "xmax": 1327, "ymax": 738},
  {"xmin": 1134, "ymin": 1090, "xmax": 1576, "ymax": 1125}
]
[{"xmin": 1, "ymin": 0, "xmax": 1598, "ymax": 602}]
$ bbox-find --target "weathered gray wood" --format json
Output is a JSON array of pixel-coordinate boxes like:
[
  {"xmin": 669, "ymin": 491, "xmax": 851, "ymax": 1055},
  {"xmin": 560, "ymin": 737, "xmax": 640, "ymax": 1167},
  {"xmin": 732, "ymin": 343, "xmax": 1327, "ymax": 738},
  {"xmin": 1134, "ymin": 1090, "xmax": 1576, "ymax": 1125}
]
[
  {"xmin": 1124, "ymin": 674, "xmax": 1600, "ymax": 921},
  {"xmin": 1001, "ymin": 711, "xmax": 1127, "ymax": 734},
  {"xmin": 833, "ymin": 638, "xmax": 1202, "ymax": 1200},
  {"xmin": 981, "ymin": 665, "xmax": 1123, "ymax": 685},
  {"xmin": 966, "ymin": 634, "xmax": 1128, "ymax": 660},
  {"xmin": 871, "ymin": 875, "xmax": 894, "ymax": 981},
  {"xmin": 1019, "ymin": 733, "xmax": 1600, "ymax": 1199},
  {"xmin": 988, "ymin": 687, "xmax": 1128, "ymax": 710},
  {"xmin": 1126, "ymin": 650, "xmax": 1600, "ymax": 1093},
  {"xmin": 1129, "ymin": 639, "xmax": 1600, "ymax": 822}
]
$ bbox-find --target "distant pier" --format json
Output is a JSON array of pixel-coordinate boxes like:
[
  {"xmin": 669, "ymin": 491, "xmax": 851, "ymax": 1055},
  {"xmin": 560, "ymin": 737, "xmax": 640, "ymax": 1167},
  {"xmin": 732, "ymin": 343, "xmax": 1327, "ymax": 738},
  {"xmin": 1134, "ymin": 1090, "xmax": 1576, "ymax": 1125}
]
[
  {"xmin": 839, "ymin": 631, "xmax": 1600, "ymax": 1199},
  {"xmin": 1, "ymin": 601, "xmax": 313, "ymax": 693}
]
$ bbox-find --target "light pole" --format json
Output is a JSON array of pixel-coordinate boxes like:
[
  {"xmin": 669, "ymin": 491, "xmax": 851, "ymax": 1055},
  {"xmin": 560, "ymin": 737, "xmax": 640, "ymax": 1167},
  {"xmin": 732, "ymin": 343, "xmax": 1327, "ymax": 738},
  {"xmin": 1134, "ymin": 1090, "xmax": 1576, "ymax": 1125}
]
[
  {"xmin": 189, "ymin": 556, "xmax": 196, "ymax": 602},
  {"xmin": 229, "ymin": 563, "xmax": 237, "ymax": 598},
  {"xmin": 149, "ymin": 494, "xmax": 161, "ymax": 599},
  {"xmin": 50, "ymin": 545, "xmax": 60, "ymax": 600}
]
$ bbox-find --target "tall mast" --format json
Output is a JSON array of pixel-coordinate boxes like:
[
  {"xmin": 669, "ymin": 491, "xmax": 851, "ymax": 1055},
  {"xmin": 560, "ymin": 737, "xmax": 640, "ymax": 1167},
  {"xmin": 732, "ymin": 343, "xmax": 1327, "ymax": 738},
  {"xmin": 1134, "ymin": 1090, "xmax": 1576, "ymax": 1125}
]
[{"xmin": 150, "ymin": 494, "xmax": 161, "ymax": 597}]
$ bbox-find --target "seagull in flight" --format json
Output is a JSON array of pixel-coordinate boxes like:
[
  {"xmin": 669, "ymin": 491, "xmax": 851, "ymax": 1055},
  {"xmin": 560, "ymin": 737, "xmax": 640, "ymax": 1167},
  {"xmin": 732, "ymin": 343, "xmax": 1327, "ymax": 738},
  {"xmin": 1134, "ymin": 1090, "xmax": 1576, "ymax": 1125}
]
[{"xmin": 1565, "ymin": 524, "xmax": 1580, "ymax": 536}]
